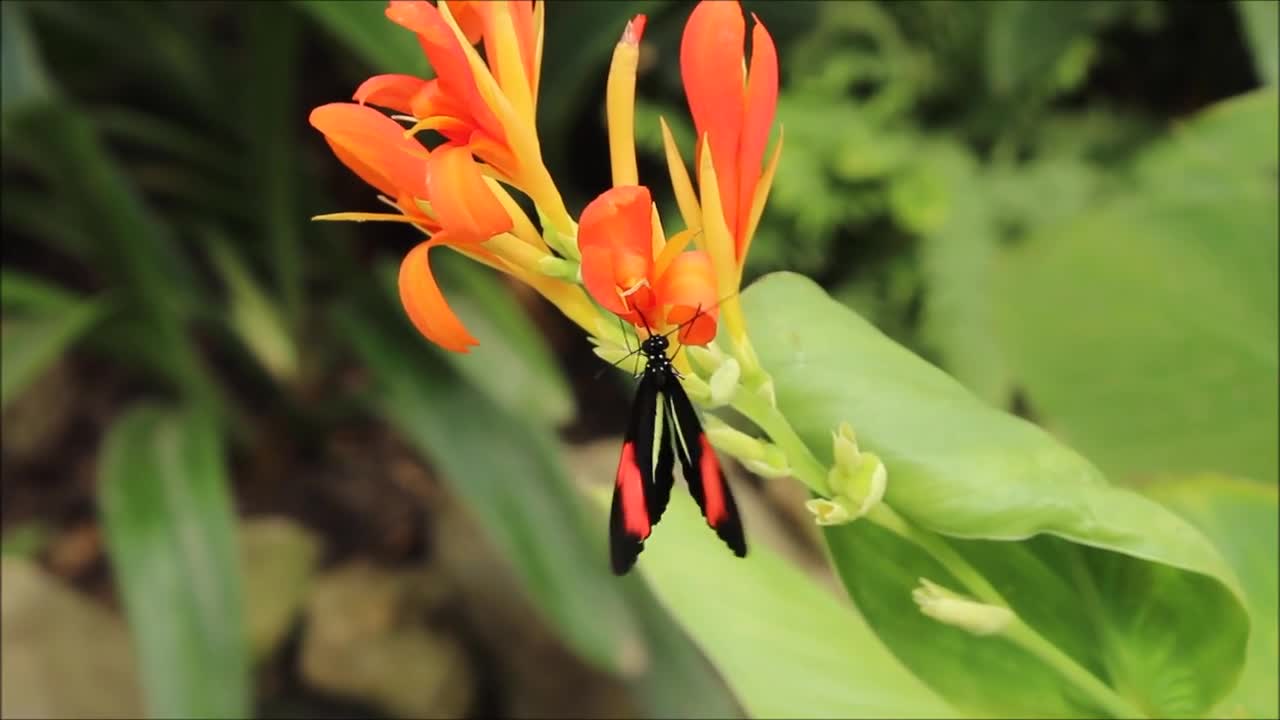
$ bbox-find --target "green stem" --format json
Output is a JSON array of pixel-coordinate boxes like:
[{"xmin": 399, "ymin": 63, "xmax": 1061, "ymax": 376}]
[
  {"xmin": 729, "ymin": 384, "xmax": 830, "ymax": 496},
  {"xmin": 1005, "ymin": 619, "xmax": 1145, "ymax": 719}
]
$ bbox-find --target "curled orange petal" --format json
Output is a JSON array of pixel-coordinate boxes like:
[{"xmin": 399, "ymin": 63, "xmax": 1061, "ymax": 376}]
[
  {"xmin": 578, "ymin": 186, "xmax": 657, "ymax": 316},
  {"xmin": 657, "ymin": 251, "xmax": 719, "ymax": 345},
  {"xmin": 424, "ymin": 145, "xmax": 513, "ymax": 241},
  {"xmin": 354, "ymin": 74, "xmax": 430, "ymax": 115},
  {"xmin": 398, "ymin": 238, "xmax": 479, "ymax": 353},
  {"xmin": 309, "ymin": 102, "xmax": 429, "ymax": 199},
  {"xmin": 681, "ymin": 0, "xmax": 745, "ymax": 240}
]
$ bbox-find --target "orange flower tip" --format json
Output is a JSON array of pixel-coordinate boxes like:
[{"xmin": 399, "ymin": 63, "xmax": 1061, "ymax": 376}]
[{"xmin": 623, "ymin": 14, "xmax": 647, "ymax": 45}]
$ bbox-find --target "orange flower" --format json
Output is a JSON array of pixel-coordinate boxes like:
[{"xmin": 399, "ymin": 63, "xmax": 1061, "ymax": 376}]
[
  {"xmin": 578, "ymin": 186, "xmax": 718, "ymax": 345},
  {"xmin": 309, "ymin": 102, "xmax": 513, "ymax": 352},
  {"xmin": 680, "ymin": 0, "xmax": 779, "ymax": 262}
]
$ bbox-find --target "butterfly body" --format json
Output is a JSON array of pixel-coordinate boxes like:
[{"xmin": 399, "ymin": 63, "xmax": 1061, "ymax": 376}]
[{"xmin": 609, "ymin": 332, "xmax": 747, "ymax": 575}]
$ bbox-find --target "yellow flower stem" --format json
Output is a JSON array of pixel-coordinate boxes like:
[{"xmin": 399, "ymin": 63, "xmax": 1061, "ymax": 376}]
[
  {"xmin": 483, "ymin": 176, "xmax": 545, "ymax": 250},
  {"xmin": 606, "ymin": 19, "xmax": 641, "ymax": 188},
  {"xmin": 660, "ymin": 117, "xmax": 702, "ymax": 244}
]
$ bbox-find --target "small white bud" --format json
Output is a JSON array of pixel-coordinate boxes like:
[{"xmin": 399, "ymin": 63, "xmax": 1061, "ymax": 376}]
[
  {"xmin": 912, "ymin": 578, "xmax": 1014, "ymax": 636},
  {"xmin": 686, "ymin": 343, "xmax": 724, "ymax": 375},
  {"xmin": 707, "ymin": 357, "xmax": 741, "ymax": 408},
  {"xmin": 681, "ymin": 374, "xmax": 712, "ymax": 405},
  {"xmin": 741, "ymin": 445, "xmax": 792, "ymax": 479}
]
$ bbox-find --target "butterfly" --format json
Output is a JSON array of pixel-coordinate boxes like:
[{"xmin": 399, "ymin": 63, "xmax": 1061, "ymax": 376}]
[{"xmin": 608, "ymin": 325, "xmax": 746, "ymax": 575}]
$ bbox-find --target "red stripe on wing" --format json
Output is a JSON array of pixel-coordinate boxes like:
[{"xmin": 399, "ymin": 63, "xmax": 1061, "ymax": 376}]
[
  {"xmin": 697, "ymin": 434, "xmax": 728, "ymax": 526},
  {"xmin": 616, "ymin": 441, "xmax": 651, "ymax": 538}
]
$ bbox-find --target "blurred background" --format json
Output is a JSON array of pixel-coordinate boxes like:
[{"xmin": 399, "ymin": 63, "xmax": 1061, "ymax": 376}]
[{"xmin": 2, "ymin": 1, "xmax": 1275, "ymax": 718}]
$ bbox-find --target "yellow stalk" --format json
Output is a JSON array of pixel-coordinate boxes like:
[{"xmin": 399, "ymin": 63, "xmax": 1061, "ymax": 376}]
[
  {"xmin": 697, "ymin": 137, "xmax": 749, "ymax": 353},
  {"xmin": 650, "ymin": 203, "xmax": 666, "ymax": 260},
  {"xmin": 483, "ymin": 176, "xmax": 545, "ymax": 250},
  {"xmin": 660, "ymin": 117, "xmax": 702, "ymax": 247},
  {"xmin": 438, "ymin": 0, "xmax": 575, "ymax": 240},
  {"xmin": 312, "ymin": 211, "xmax": 422, "ymax": 224},
  {"xmin": 532, "ymin": 1, "xmax": 545, "ymax": 104},
  {"xmin": 740, "ymin": 126, "xmax": 784, "ymax": 277},
  {"xmin": 486, "ymin": 2, "xmax": 536, "ymax": 131},
  {"xmin": 485, "ymin": 231, "xmax": 550, "ymax": 274},
  {"xmin": 606, "ymin": 21, "xmax": 641, "ymax": 187}
]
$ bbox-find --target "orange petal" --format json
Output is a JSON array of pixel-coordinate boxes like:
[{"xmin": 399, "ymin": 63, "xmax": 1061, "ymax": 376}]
[
  {"xmin": 738, "ymin": 15, "xmax": 778, "ymax": 257},
  {"xmin": 658, "ymin": 251, "xmax": 719, "ymax": 345},
  {"xmin": 386, "ymin": 1, "xmax": 506, "ymax": 146},
  {"xmin": 424, "ymin": 145, "xmax": 513, "ymax": 242},
  {"xmin": 581, "ymin": 245, "xmax": 627, "ymax": 316},
  {"xmin": 444, "ymin": 0, "xmax": 485, "ymax": 44},
  {"xmin": 578, "ymin": 185, "xmax": 653, "ymax": 260},
  {"xmin": 398, "ymin": 239, "xmax": 479, "ymax": 353},
  {"xmin": 354, "ymin": 74, "xmax": 430, "ymax": 115},
  {"xmin": 681, "ymin": 0, "xmax": 745, "ymax": 240},
  {"xmin": 310, "ymin": 102, "xmax": 429, "ymax": 199}
]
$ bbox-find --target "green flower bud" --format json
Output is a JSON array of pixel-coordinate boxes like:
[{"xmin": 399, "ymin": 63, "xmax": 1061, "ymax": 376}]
[
  {"xmin": 681, "ymin": 373, "xmax": 712, "ymax": 405},
  {"xmin": 828, "ymin": 451, "xmax": 887, "ymax": 518},
  {"xmin": 831, "ymin": 421, "xmax": 861, "ymax": 473},
  {"xmin": 686, "ymin": 343, "xmax": 724, "ymax": 375},
  {"xmin": 537, "ymin": 207, "xmax": 580, "ymax": 261},
  {"xmin": 708, "ymin": 357, "xmax": 741, "ymax": 408},
  {"xmin": 805, "ymin": 497, "xmax": 854, "ymax": 525},
  {"xmin": 741, "ymin": 445, "xmax": 791, "ymax": 479},
  {"xmin": 912, "ymin": 578, "xmax": 1014, "ymax": 636},
  {"xmin": 537, "ymin": 254, "xmax": 581, "ymax": 282}
]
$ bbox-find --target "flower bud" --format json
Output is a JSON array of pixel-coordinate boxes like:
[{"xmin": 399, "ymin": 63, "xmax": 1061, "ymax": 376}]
[
  {"xmin": 741, "ymin": 445, "xmax": 791, "ymax": 479},
  {"xmin": 707, "ymin": 357, "xmax": 740, "ymax": 408},
  {"xmin": 537, "ymin": 254, "xmax": 581, "ymax": 282},
  {"xmin": 828, "ymin": 451, "xmax": 887, "ymax": 518},
  {"xmin": 832, "ymin": 422, "xmax": 861, "ymax": 473},
  {"xmin": 912, "ymin": 578, "xmax": 1014, "ymax": 636},
  {"xmin": 805, "ymin": 497, "xmax": 854, "ymax": 526},
  {"xmin": 686, "ymin": 343, "xmax": 724, "ymax": 375},
  {"xmin": 681, "ymin": 373, "xmax": 712, "ymax": 405}
]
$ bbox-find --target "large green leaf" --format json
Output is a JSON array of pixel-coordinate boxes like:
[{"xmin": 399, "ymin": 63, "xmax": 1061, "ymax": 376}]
[
  {"xmin": 742, "ymin": 272, "xmax": 1250, "ymax": 717},
  {"xmin": 995, "ymin": 89, "xmax": 1278, "ymax": 484},
  {"xmin": 98, "ymin": 405, "xmax": 250, "ymax": 718},
  {"xmin": 1, "ymin": 294, "xmax": 105, "ymax": 410},
  {"xmin": 589, "ymin": 485, "xmax": 957, "ymax": 719},
  {"xmin": 1141, "ymin": 475, "xmax": 1279, "ymax": 719},
  {"xmin": 337, "ymin": 298, "xmax": 641, "ymax": 675}
]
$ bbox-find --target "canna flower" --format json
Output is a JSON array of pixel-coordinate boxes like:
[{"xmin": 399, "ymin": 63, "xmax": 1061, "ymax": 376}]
[{"xmin": 581, "ymin": 1, "xmax": 780, "ymax": 361}]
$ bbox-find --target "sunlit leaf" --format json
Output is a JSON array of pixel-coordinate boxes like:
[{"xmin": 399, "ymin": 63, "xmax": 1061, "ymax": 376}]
[{"xmin": 743, "ymin": 271, "xmax": 1250, "ymax": 717}]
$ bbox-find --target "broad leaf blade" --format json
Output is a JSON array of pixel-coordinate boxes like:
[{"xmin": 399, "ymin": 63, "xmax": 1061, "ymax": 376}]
[
  {"xmin": 608, "ymin": 490, "xmax": 957, "ymax": 719},
  {"xmin": 743, "ymin": 271, "xmax": 1250, "ymax": 717},
  {"xmin": 98, "ymin": 405, "xmax": 250, "ymax": 718},
  {"xmin": 337, "ymin": 300, "xmax": 642, "ymax": 675},
  {"xmin": 1142, "ymin": 475, "xmax": 1279, "ymax": 719}
]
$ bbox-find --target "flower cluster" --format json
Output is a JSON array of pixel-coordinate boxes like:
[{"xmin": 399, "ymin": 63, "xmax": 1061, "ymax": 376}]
[{"xmin": 309, "ymin": 0, "xmax": 780, "ymax": 368}]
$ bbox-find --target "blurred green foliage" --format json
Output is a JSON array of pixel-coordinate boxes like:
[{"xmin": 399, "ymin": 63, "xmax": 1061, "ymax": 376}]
[{"xmin": 2, "ymin": 0, "xmax": 1275, "ymax": 718}]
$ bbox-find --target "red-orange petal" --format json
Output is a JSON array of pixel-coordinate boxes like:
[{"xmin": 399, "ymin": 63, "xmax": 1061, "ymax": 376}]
[
  {"xmin": 738, "ymin": 16, "xmax": 778, "ymax": 257},
  {"xmin": 386, "ymin": 0, "xmax": 505, "ymax": 146},
  {"xmin": 657, "ymin": 250, "xmax": 719, "ymax": 345},
  {"xmin": 424, "ymin": 145, "xmax": 512, "ymax": 242},
  {"xmin": 398, "ymin": 238, "xmax": 479, "ymax": 352},
  {"xmin": 681, "ymin": 0, "xmax": 745, "ymax": 240},
  {"xmin": 578, "ymin": 185, "xmax": 653, "ymax": 258},
  {"xmin": 445, "ymin": 0, "xmax": 486, "ymax": 45},
  {"xmin": 310, "ymin": 102, "xmax": 429, "ymax": 199},
  {"xmin": 580, "ymin": 244, "xmax": 628, "ymax": 316},
  {"xmin": 354, "ymin": 74, "xmax": 430, "ymax": 115}
]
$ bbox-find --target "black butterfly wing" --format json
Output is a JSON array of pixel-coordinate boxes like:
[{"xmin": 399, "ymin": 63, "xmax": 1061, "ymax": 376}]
[
  {"xmin": 664, "ymin": 377, "xmax": 747, "ymax": 557},
  {"xmin": 609, "ymin": 371, "xmax": 677, "ymax": 574}
]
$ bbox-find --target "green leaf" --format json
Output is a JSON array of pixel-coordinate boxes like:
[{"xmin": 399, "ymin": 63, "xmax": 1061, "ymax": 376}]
[
  {"xmin": 1141, "ymin": 475, "xmax": 1279, "ymax": 719},
  {"xmin": 1, "ymin": 295, "xmax": 105, "ymax": 410},
  {"xmin": 996, "ymin": 89, "xmax": 1279, "ymax": 484},
  {"xmin": 1235, "ymin": 0, "xmax": 1279, "ymax": 85},
  {"xmin": 743, "ymin": 271, "xmax": 1250, "ymax": 717},
  {"xmin": 337, "ymin": 298, "xmax": 642, "ymax": 676},
  {"xmin": 294, "ymin": 0, "xmax": 429, "ymax": 76},
  {"xmin": 0, "ymin": 0, "xmax": 56, "ymax": 123},
  {"xmin": 407, "ymin": 253, "xmax": 576, "ymax": 426},
  {"xmin": 98, "ymin": 405, "xmax": 250, "ymax": 718},
  {"xmin": 587, "ymin": 485, "xmax": 957, "ymax": 718}
]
